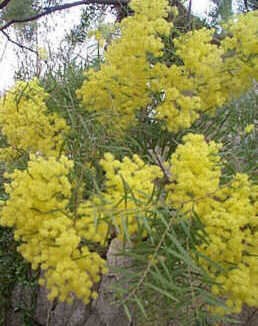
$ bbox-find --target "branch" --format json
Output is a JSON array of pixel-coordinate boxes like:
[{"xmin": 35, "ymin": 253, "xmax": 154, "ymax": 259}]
[
  {"xmin": 0, "ymin": 0, "xmax": 129, "ymax": 31},
  {"xmin": 1, "ymin": 30, "xmax": 38, "ymax": 54},
  {"xmin": 187, "ymin": 0, "xmax": 192, "ymax": 22},
  {"xmin": 0, "ymin": 37, "xmax": 8, "ymax": 62},
  {"xmin": 243, "ymin": 0, "xmax": 249, "ymax": 11},
  {"xmin": 148, "ymin": 146, "xmax": 171, "ymax": 183},
  {"xmin": 0, "ymin": 0, "xmax": 11, "ymax": 10}
]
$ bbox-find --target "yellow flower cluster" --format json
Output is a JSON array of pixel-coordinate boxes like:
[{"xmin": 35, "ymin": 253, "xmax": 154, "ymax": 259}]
[
  {"xmin": 151, "ymin": 63, "xmax": 201, "ymax": 131},
  {"xmin": 0, "ymin": 155, "xmax": 106, "ymax": 304},
  {"xmin": 77, "ymin": 0, "xmax": 171, "ymax": 129},
  {"xmin": 224, "ymin": 10, "xmax": 258, "ymax": 56},
  {"xmin": 0, "ymin": 79, "xmax": 68, "ymax": 160},
  {"xmin": 76, "ymin": 153, "xmax": 162, "ymax": 243},
  {"xmin": 167, "ymin": 134, "xmax": 257, "ymax": 314},
  {"xmin": 88, "ymin": 23, "xmax": 117, "ymax": 47},
  {"xmin": 167, "ymin": 133, "xmax": 222, "ymax": 214},
  {"xmin": 155, "ymin": 10, "xmax": 258, "ymax": 132},
  {"xmin": 200, "ymin": 174, "xmax": 258, "ymax": 314},
  {"xmin": 177, "ymin": 28, "xmax": 229, "ymax": 109},
  {"xmin": 152, "ymin": 27, "xmax": 227, "ymax": 131},
  {"xmin": 78, "ymin": 1, "xmax": 257, "ymax": 133},
  {"xmin": 221, "ymin": 11, "xmax": 258, "ymax": 97}
]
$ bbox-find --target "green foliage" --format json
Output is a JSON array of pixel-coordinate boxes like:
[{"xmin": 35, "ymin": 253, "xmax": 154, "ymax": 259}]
[
  {"xmin": 210, "ymin": 0, "xmax": 233, "ymax": 22},
  {"xmin": 192, "ymin": 90, "xmax": 257, "ymax": 179},
  {"xmin": 0, "ymin": 226, "xmax": 37, "ymax": 325},
  {"xmin": 1, "ymin": 0, "xmax": 37, "ymax": 40},
  {"xmin": 111, "ymin": 209, "xmax": 223, "ymax": 325},
  {"xmin": 1, "ymin": 0, "xmax": 36, "ymax": 21},
  {"xmin": 67, "ymin": 6, "xmax": 106, "ymax": 45}
]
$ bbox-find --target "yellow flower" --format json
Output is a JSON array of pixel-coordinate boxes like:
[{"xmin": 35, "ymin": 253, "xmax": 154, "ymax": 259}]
[
  {"xmin": 76, "ymin": 153, "xmax": 162, "ymax": 242},
  {"xmin": 38, "ymin": 47, "xmax": 48, "ymax": 61},
  {"xmin": 0, "ymin": 79, "xmax": 69, "ymax": 159},
  {"xmin": 0, "ymin": 155, "xmax": 106, "ymax": 304},
  {"xmin": 77, "ymin": 0, "xmax": 172, "ymax": 131},
  {"xmin": 78, "ymin": 5, "xmax": 257, "ymax": 134},
  {"xmin": 245, "ymin": 123, "xmax": 255, "ymax": 134}
]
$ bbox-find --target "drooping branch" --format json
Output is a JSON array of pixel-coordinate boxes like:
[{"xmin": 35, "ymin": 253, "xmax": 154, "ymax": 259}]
[
  {"xmin": 0, "ymin": 30, "xmax": 38, "ymax": 54},
  {"xmin": 0, "ymin": 0, "xmax": 129, "ymax": 31},
  {"xmin": 0, "ymin": 0, "xmax": 12, "ymax": 10},
  {"xmin": 0, "ymin": 0, "xmax": 189, "ymax": 53}
]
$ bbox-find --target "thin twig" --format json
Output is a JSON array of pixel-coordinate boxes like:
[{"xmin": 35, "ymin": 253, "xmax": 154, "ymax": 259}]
[
  {"xmin": 0, "ymin": 0, "xmax": 129, "ymax": 32},
  {"xmin": 148, "ymin": 146, "xmax": 171, "ymax": 182},
  {"xmin": 187, "ymin": 0, "xmax": 192, "ymax": 21},
  {"xmin": 123, "ymin": 212, "xmax": 176, "ymax": 303},
  {"xmin": 0, "ymin": 0, "xmax": 11, "ymax": 10},
  {"xmin": 0, "ymin": 37, "xmax": 8, "ymax": 62},
  {"xmin": 1, "ymin": 30, "xmax": 38, "ymax": 54},
  {"xmin": 187, "ymin": 0, "xmax": 192, "ymax": 30}
]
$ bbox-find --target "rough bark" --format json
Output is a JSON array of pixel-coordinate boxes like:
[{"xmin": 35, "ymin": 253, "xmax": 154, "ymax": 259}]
[{"xmin": 6, "ymin": 239, "xmax": 132, "ymax": 326}]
